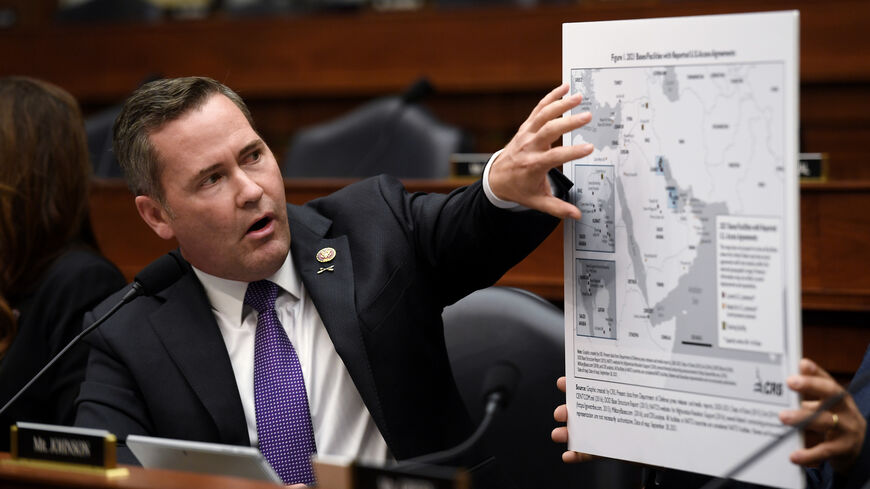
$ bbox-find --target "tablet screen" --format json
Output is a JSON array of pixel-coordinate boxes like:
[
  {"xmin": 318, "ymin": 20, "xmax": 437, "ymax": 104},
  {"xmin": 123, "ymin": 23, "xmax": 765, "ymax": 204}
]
[{"xmin": 126, "ymin": 434, "xmax": 282, "ymax": 484}]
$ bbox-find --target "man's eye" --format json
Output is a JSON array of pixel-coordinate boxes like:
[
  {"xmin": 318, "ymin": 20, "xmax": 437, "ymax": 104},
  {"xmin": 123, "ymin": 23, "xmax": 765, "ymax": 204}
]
[
  {"xmin": 203, "ymin": 174, "xmax": 221, "ymax": 186},
  {"xmin": 248, "ymin": 150, "xmax": 261, "ymax": 162}
]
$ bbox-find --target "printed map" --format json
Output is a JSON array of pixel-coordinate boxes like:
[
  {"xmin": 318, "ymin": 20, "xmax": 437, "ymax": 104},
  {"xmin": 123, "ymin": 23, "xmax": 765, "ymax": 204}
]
[{"xmin": 569, "ymin": 63, "xmax": 785, "ymax": 361}]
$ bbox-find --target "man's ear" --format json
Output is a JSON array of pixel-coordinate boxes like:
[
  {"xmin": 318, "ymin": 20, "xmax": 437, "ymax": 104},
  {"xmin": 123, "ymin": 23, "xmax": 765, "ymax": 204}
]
[{"xmin": 135, "ymin": 195, "xmax": 176, "ymax": 240}]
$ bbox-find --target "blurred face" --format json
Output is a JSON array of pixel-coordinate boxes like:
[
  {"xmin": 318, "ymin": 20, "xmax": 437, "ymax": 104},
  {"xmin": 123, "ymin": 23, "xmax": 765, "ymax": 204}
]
[{"xmin": 135, "ymin": 93, "xmax": 290, "ymax": 282}]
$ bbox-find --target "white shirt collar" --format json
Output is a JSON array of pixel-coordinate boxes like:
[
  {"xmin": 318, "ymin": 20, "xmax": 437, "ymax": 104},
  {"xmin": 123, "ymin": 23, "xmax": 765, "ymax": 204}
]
[{"xmin": 192, "ymin": 251, "xmax": 301, "ymax": 326}]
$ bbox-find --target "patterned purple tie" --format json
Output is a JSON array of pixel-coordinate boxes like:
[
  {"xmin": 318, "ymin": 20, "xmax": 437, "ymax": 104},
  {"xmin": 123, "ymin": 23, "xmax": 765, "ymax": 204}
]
[{"xmin": 245, "ymin": 280, "xmax": 317, "ymax": 485}]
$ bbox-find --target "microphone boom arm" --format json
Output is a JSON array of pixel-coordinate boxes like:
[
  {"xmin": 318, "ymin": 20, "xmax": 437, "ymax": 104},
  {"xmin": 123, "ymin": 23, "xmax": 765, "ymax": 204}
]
[
  {"xmin": 0, "ymin": 251, "xmax": 184, "ymax": 419},
  {"xmin": 394, "ymin": 391, "xmax": 505, "ymax": 469},
  {"xmin": 0, "ymin": 295, "xmax": 128, "ymax": 418}
]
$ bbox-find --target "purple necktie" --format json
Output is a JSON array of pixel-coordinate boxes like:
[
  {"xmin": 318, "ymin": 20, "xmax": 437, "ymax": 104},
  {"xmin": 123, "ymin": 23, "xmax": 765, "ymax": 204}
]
[{"xmin": 245, "ymin": 280, "xmax": 316, "ymax": 485}]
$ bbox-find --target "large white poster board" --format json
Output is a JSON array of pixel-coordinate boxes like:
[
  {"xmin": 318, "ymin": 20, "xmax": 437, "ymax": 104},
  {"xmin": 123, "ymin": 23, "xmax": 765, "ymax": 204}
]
[{"xmin": 562, "ymin": 11, "xmax": 802, "ymax": 488}]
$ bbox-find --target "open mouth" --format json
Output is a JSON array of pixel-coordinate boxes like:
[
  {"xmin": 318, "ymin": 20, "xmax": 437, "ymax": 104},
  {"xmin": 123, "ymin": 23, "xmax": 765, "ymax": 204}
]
[{"xmin": 247, "ymin": 216, "xmax": 271, "ymax": 234}]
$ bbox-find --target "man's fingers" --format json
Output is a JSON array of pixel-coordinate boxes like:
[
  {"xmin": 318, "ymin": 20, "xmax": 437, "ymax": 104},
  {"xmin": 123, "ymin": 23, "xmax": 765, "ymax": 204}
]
[
  {"xmin": 554, "ymin": 404, "xmax": 568, "ymax": 423},
  {"xmin": 529, "ymin": 84, "xmax": 571, "ymax": 120},
  {"xmin": 800, "ymin": 399, "xmax": 822, "ymax": 412},
  {"xmin": 543, "ymin": 144, "xmax": 594, "ymax": 170},
  {"xmin": 511, "ymin": 143, "xmax": 593, "ymax": 176},
  {"xmin": 535, "ymin": 91, "xmax": 583, "ymax": 123},
  {"xmin": 562, "ymin": 451, "xmax": 595, "ymax": 463},
  {"xmin": 787, "ymin": 374, "xmax": 844, "ymax": 400},
  {"xmin": 491, "ymin": 84, "xmax": 592, "ymax": 219},
  {"xmin": 779, "ymin": 400, "xmax": 820, "ymax": 426},
  {"xmin": 786, "ymin": 358, "xmax": 837, "ymax": 400},
  {"xmin": 536, "ymin": 112, "xmax": 592, "ymax": 145},
  {"xmin": 552, "ymin": 425, "xmax": 568, "ymax": 443},
  {"xmin": 781, "ymin": 359, "xmax": 866, "ymax": 473},
  {"xmin": 790, "ymin": 440, "xmax": 844, "ymax": 467},
  {"xmin": 552, "ymin": 374, "xmax": 596, "ymax": 466},
  {"xmin": 527, "ymin": 92, "xmax": 584, "ymax": 134},
  {"xmin": 798, "ymin": 358, "xmax": 830, "ymax": 379},
  {"xmin": 780, "ymin": 408, "xmax": 839, "ymax": 433},
  {"xmin": 524, "ymin": 195, "xmax": 581, "ymax": 220}
]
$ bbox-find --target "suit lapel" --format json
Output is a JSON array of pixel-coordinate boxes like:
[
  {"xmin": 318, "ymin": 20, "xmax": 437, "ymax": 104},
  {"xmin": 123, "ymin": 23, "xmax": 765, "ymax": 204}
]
[
  {"xmin": 286, "ymin": 205, "xmax": 391, "ymax": 444},
  {"xmin": 148, "ymin": 270, "xmax": 250, "ymax": 446}
]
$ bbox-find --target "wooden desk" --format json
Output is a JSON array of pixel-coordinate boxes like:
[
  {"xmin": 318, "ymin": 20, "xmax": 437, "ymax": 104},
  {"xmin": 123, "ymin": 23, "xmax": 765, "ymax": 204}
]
[{"xmin": 0, "ymin": 453, "xmax": 280, "ymax": 489}]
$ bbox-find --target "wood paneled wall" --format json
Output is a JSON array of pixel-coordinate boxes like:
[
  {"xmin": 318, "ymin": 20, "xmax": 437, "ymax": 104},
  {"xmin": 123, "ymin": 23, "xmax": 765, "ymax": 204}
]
[
  {"xmin": 2, "ymin": 0, "xmax": 869, "ymax": 375},
  {"xmin": 2, "ymin": 0, "xmax": 869, "ymax": 171}
]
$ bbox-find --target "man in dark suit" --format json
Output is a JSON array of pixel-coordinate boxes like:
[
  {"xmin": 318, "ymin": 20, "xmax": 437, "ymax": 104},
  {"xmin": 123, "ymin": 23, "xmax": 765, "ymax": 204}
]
[{"xmin": 75, "ymin": 77, "xmax": 593, "ymax": 486}]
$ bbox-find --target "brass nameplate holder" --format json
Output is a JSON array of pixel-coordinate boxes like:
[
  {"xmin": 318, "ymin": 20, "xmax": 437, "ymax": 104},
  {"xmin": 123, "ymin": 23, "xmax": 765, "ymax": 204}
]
[
  {"xmin": 5, "ymin": 422, "xmax": 129, "ymax": 477},
  {"xmin": 799, "ymin": 152, "xmax": 829, "ymax": 181},
  {"xmin": 450, "ymin": 153, "xmax": 492, "ymax": 180}
]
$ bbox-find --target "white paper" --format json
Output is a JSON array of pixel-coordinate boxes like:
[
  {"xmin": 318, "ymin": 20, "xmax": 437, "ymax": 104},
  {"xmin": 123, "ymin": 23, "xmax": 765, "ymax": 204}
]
[{"xmin": 562, "ymin": 11, "xmax": 802, "ymax": 488}]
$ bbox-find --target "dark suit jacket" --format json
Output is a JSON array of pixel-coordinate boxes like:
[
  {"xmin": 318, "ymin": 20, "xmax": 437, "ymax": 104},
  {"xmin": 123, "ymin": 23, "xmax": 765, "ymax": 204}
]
[
  {"xmin": 0, "ymin": 247, "xmax": 124, "ymax": 451},
  {"xmin": 75, "ymin": 175, "xmax": 562, "ymax": 466}
]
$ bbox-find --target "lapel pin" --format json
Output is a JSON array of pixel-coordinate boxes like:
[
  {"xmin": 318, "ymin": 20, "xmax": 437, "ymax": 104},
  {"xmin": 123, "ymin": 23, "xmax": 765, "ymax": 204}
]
[
  {"xmin": 316, "ymin": 247, "xmax": 336, "ymax": 274},
  {"xmin": 316, "ymin": 247, "xmax": 336, "ymax": 263}
]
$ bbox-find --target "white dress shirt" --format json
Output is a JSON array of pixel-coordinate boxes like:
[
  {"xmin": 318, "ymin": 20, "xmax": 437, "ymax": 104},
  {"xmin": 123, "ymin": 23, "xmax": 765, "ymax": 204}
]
[{"xmin": 193, "ymin": 253, "xmax": 392, "ymax": 464}]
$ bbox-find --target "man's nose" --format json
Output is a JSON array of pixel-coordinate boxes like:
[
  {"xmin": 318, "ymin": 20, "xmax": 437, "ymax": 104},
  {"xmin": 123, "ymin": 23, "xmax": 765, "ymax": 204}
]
[{"xmin": 236, "ymin": 170, "xmax": 264, "ymax": 206}]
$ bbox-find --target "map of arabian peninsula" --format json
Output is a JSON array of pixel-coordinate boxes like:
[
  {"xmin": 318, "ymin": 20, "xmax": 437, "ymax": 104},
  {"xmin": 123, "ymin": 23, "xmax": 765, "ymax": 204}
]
[{"xmin": 569, "ymin": 63, "xmax": 785, "ymax": 359}]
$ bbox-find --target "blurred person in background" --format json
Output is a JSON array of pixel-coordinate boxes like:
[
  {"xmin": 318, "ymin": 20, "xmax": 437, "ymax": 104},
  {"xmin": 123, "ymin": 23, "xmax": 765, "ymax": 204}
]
[{"xmin": 0, "ymin": 77, "xmax": 125, "ymax": 451}]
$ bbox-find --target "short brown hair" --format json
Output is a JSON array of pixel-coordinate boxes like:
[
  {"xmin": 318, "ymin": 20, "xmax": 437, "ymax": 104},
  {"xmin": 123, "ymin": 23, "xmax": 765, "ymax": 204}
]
[
  {"xmin": 0, "ymin": 77, "xmax": 92, "ymax": 354},
  {"xmin": 113, "ymin": 77, "xmax": 255, "ymax": 203}
]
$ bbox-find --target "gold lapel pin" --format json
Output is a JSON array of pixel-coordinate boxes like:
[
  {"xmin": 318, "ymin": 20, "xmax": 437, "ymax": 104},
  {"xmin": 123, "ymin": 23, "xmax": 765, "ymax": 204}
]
[
  {"xmin": 316, "ymin": 247, "xmax": 336, "ymax": 263},
  {"xmin": 316, "ymin": 247, "xmax": 336, "ymax": 274}
]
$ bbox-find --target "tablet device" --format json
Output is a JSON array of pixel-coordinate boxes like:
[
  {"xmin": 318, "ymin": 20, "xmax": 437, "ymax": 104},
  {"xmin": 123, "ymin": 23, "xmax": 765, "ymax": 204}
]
[{"xmin": 126, "ymin": 434, "xmax": 282, "ymax": 483}]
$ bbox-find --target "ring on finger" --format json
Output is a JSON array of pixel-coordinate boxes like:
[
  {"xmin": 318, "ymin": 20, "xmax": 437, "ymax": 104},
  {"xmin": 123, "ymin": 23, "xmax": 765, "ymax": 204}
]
[{"xmin": 831, "ymin": 412, "xmax": 840, "ymax": 431}]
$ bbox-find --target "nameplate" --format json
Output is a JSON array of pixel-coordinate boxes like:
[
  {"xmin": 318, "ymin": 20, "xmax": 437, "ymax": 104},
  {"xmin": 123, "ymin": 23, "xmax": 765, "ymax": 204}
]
[
  {"xmin": 7, "ymin": 422, "xmax": 127, "ymax": 476},
  {"xmin": 314, "ymin": 456, "xmax": 470, "ymax": 489},
  {"xmin": 799, "ymin": 152, "xmax": 828, "ymax": 181},
  {"xmin": 450, "ymin": 153, "xmax": 491, "ymax": 180}
]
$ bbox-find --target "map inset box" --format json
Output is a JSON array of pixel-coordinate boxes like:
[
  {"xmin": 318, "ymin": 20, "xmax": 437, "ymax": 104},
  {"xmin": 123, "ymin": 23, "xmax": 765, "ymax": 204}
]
[
  {"xmin": 575, "ymin": 258, "xmax": 616, "ymax": 339},
  {"xmin": 573, "ymin": 164, "xmax": 615, "ymax": 253}
]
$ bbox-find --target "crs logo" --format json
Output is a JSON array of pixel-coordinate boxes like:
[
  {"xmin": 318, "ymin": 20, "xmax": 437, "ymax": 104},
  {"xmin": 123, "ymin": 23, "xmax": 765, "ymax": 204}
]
[{"xmin": 753, "ymin": 368, "xmax": 783, "ymax": 396}]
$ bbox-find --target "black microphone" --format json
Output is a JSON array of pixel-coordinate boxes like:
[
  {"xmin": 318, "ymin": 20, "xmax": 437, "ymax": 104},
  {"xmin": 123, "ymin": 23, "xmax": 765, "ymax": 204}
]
[
  {"xmin": 478, "ymin": 361, "xmax": 521, "ymax": 413},
  {"xmin": 122, "ymin": 251, "xmax": 186, "ymax": 302},
  {"xmin": 0, "ymin": 252, "xmax": 186, "ymax": 418},
  {"xmin": 393, "ymin": 361, "xmax": 522, "ymax": 469},
  {"xmin": 698, "ymin": 369, "xmax": 870, "ymax": 489},
  {"xmin": 400, "ymin": 78, "xmax": 434, "ymax": 104}
]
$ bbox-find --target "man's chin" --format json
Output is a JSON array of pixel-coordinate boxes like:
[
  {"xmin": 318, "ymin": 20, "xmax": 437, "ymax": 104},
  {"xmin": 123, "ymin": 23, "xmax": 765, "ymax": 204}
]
[
  {"xmin": 243, "ymin": 240, "xmax": 291, "ymax": 281},
  {"xmin": 182, "ymin": 233, "xmax": 290, "ymax": 282}
]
